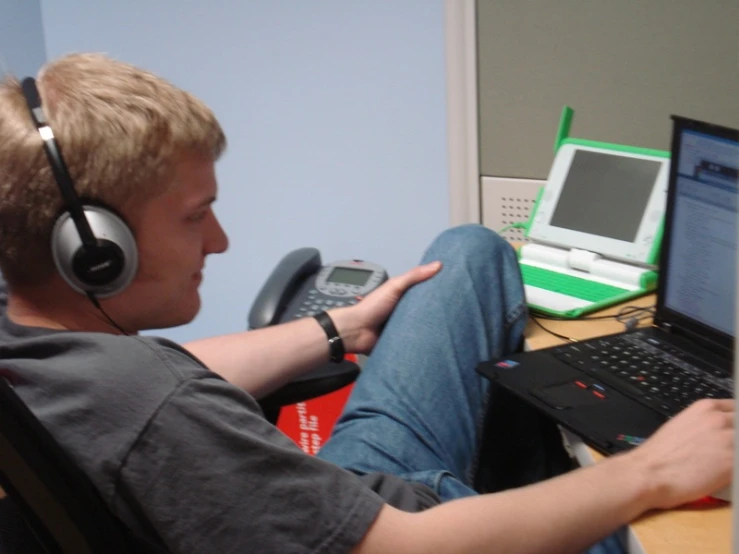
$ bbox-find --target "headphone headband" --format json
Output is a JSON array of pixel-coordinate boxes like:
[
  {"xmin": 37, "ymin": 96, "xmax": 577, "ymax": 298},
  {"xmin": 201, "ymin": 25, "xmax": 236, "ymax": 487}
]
[
  {"xmin": 19, "ymin": 76, "xmax": 138, "ymax": 297},
  {"xmin": 21, "ymin": 77, "xmax": 98, "ymax": 249}
]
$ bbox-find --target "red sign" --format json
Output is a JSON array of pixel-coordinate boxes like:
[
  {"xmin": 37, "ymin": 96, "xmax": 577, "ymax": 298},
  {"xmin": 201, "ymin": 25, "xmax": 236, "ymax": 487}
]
[{"xmin": 276, "ymin": 354, "xmax": 357, "ymax": 455}]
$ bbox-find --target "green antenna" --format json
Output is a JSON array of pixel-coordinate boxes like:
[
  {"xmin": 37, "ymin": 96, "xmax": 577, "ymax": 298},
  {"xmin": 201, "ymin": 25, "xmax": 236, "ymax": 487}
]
[{"xmin": 554, "ymin": 105, "xmax": 574, "ymax": 153}]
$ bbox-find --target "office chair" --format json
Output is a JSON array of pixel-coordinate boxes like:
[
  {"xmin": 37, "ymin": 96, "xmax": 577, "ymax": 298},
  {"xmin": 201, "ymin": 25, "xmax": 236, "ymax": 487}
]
[{"xmin": 258, "ymin": 358, "xmax": 360, "ymax": 424}]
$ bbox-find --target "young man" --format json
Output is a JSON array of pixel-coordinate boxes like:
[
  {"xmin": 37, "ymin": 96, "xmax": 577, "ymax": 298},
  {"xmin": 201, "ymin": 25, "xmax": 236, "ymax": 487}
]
[{"xmin": 0, "ymin": 54, "xmax": 733, "ymax": 554}]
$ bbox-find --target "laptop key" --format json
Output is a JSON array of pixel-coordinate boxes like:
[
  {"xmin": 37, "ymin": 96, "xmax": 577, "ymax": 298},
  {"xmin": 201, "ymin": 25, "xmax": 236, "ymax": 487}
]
[
  {"xmin": 706, "ymin": 365, "xmax": 731, "ymax": 379},
  {"xmin": 580, "ymin": 366, "xmax": 645, "ymax": 398},
  {"xmin": 550, "ymin": 337, "xmax": 731, "ymax": 416},
  {"xmin": 640, "ymin": 395, "xmax": 680, "ymax": 416}
]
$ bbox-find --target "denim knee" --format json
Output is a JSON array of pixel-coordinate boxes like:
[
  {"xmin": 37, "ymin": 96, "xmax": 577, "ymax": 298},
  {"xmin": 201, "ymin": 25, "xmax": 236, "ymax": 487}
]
[{"xmin": 423, "ymin": 224, "xmax": 516, "ymax": 268}]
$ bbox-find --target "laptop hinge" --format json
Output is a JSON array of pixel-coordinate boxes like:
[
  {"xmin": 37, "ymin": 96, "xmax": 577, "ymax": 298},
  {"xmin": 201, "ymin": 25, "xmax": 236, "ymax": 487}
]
[{"xmin": 653, "ymin": 319, "xmax": 732, "ymax": 363}]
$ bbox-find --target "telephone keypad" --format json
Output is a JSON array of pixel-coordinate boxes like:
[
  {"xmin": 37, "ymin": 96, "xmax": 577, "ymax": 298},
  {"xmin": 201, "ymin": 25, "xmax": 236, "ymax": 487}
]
[{"xmin": 292, "ymin": 297, "xmax": 359, "ymax": 319}]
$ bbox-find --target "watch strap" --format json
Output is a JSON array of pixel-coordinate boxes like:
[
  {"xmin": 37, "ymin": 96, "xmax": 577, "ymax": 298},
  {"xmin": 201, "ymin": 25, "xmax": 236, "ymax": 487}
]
[{"xmin": 313, "ymin": 310, "xmax": 345, "ymax": 363}]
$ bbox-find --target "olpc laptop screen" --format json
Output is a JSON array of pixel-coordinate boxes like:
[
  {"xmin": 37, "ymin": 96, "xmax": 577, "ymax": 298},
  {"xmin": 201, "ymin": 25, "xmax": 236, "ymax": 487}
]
[
  {"xmin": 659, "ymin": 117, "xmax": 739, "ymax": 349},
  {"xmin": 549, "ymin": 150, "xmax": 662, "ymax": 242}
]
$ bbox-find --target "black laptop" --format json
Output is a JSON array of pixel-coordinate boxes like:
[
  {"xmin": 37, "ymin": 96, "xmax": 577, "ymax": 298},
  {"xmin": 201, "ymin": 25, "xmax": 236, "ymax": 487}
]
[{"xmin": 477, "ymin": 116, "xmax": 739, "ymax": 455}]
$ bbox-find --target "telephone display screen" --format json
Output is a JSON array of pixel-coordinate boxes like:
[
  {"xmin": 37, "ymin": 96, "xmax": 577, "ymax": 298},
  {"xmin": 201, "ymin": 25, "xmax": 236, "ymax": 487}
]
[{"xmin": 326, "ymin": 267, "xmax": 372, "ymax": 286}]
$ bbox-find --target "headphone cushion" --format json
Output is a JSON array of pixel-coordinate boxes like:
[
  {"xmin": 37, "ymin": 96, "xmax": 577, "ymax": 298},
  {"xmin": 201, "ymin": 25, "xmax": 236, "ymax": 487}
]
[{"xmin": 51, "ymin": 206, "xmax": 139, "ymax": 297}]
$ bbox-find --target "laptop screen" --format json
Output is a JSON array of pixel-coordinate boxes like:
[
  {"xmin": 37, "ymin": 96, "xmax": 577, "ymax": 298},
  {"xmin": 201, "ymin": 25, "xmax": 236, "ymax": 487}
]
[
  {"xmin": 659, "ymin": 117, "xmax": 739, "ymax": 348},
  {"xmin": 549, "ymin": 150, "xmax": 663, "ymax": 242}
]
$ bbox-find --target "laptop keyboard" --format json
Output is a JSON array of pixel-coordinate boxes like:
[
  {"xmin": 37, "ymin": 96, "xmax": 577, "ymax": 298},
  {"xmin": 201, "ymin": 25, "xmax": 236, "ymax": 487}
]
[
  {"xmin": 550, "ymin": 331, "xmax": 732, "ymax": 416},
  {"xmin": 520, "ymin": 264, "xmax": 630, "ymax": 302}
]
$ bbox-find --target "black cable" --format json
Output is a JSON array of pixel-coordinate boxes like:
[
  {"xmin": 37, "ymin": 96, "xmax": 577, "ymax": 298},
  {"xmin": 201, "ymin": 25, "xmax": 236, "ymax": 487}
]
[
  {"xmin": 529, "ymin": 304, "xmax": 656, "ymax": 343},
  {"xmin": 615, "ymin": 304, "xmax": 655, "ymax": 323},
  {"xmin": 86, "ymin": 292, "xmax": 129, "ymax": 336},
  {"xmin": 529, "ymin": 316, "xmax": 578, "ymax": 343}
]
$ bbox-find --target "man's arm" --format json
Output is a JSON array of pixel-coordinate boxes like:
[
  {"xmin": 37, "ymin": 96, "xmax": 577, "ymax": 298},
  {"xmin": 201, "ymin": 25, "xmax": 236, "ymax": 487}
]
[
  {"xmin": 353, "ymin": 398, "xmax": 734, "ymax": 554},
  {"xmin": 183, "ymin": 314, "xmax": 344, "ymax": 398},
  {"xmin": 183, "ymin": 262, "xmax": 442, "ymax": 397}
]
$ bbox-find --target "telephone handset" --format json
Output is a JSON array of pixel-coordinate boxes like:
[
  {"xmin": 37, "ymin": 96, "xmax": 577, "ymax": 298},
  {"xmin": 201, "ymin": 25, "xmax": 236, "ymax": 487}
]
[{"xmin": 248, "ymin": 247, "xmax": 388, "ymax": 330}]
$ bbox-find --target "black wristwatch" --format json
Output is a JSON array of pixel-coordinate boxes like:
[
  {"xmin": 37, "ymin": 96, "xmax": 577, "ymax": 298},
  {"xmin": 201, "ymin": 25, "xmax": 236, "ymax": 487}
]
[{"xmin": 313, "ymin": 310, "xmax": 345, "ymax": 363}]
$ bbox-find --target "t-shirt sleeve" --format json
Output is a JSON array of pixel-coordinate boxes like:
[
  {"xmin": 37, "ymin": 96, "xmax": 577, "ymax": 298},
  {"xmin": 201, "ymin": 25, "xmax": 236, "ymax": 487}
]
[{"xmin": 114, "ymin": 376, "xmax": 385, "ymax": 554}]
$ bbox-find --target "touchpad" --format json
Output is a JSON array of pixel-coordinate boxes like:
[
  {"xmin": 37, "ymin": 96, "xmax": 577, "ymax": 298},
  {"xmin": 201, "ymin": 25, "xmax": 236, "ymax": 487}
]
[{"xmin": 532, "ymin": 381, "xmax": 606, "ymax": 410}]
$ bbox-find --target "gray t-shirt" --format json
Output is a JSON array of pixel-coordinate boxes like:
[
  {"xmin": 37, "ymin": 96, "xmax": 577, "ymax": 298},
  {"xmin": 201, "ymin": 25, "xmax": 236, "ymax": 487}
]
[{"xmin": 0, "ymin": 312, "xmax": 439, "ymax": 553}]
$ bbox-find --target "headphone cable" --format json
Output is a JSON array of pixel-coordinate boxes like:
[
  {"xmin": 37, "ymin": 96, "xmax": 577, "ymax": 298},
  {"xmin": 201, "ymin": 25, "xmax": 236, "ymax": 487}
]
[{"xmin": 86, "ymin": 293, "xmax": 129, "ymax": 336}]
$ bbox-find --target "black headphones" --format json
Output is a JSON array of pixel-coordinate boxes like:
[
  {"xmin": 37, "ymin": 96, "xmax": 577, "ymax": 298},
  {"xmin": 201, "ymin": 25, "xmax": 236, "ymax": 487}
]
[{"xmin": 21, "ymin": 77, "xmax": 138, "ymax": 298}]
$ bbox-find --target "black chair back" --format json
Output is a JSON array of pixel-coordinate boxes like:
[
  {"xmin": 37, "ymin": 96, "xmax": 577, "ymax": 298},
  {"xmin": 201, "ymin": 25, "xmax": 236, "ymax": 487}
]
[{"xmin": 0, "ymin": 376, "xmax": 167, "ymax": 553}]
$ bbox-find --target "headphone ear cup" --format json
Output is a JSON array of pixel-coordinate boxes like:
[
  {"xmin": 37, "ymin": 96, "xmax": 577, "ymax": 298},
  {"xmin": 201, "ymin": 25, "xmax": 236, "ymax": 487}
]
[{"xmin": 51, "ymin": 206, "xmax": 138, "ymax": 297}]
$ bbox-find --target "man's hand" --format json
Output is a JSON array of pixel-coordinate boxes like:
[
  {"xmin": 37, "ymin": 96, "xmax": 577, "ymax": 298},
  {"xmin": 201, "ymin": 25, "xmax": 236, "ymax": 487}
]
[
  {"xmin": 623, "ymin": 398, "xmax": 734, "ymax": 509},
  {"xmin": 329, "ymin": 261, "xmax": 442, "ymax": 354}
]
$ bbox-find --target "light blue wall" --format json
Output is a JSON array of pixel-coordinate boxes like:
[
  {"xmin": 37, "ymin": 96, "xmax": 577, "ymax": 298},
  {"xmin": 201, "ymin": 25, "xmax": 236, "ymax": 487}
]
[
  {"xmin": 0, "ymin": 0, "xmax": 46, "ymax": 76},
  {"xmin": 39, "ymin": 1, "xmax": 449, "ymax": 343}
]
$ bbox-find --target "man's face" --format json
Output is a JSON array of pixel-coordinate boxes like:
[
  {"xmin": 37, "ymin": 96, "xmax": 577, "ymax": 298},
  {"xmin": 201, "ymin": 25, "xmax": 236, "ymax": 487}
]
[{"xmin": 110, "ymin": 154, "xmax": 229, "ymax": 331}]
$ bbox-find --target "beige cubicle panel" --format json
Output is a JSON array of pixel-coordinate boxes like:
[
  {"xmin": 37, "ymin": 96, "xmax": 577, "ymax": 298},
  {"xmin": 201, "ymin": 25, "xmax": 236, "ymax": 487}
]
[{"xmin": 476, "ymin": 0, "xmax": 739, "ymax": 182}]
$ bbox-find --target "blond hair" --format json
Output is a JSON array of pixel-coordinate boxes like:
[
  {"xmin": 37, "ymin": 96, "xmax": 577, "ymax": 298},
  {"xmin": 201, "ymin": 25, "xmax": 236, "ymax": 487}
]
[{"xmin": 0, "ymin": 53, "xmax": 226, "ymax": 285}]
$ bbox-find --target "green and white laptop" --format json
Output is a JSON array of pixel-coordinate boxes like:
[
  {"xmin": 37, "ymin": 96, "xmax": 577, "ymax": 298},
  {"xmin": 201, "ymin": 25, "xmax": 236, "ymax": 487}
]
[{"xmin": 519, "ymin": 108, "xmax": 670, "ymax": 318}]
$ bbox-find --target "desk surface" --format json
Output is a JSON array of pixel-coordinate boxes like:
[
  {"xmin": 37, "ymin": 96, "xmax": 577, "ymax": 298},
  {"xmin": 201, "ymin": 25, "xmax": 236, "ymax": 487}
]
[{"xmin": 524, "ymin": 294, "xmax": 731, "ymax": 554}]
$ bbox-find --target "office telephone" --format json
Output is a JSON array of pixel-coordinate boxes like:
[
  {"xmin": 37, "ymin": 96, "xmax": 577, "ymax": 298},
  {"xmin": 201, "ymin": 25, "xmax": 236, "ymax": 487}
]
[{"xmin": 248, "ymin": 247, "xmax": 388, "ymax": 330}]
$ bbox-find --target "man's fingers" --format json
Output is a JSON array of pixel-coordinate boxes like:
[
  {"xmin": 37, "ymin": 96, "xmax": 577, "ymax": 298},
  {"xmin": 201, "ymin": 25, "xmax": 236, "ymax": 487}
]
[
  {"xmin": 378, "ymin": 262, "xmax": 443, "ymax": 298},
  {"xmin": 406, "ymin": 261, "xmax": 442, "ymax": 284},
  {"xmin": 710, "ymin": 399, "xmax": 735, "ymax": 413},
  {"xmin": 689, "ymin": 398, "xmax": 735, "ymax": 414}
]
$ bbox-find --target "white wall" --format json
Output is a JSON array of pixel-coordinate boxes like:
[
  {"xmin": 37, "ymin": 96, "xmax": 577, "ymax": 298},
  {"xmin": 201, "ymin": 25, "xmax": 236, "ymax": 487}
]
[
  {"xmin": 39, "ymin": 1, "xmax": 450, "ymax": 342},
  {"xmin": 0, "ymin": 0, "xmax": 46, "ymax": 76}
]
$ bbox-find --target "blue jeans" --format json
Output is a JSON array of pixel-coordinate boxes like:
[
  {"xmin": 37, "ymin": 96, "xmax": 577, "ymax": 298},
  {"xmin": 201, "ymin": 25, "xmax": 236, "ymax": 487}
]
[{"xmin": 318, "ymin": 225, "xmax": 625, "ymax": 554}]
